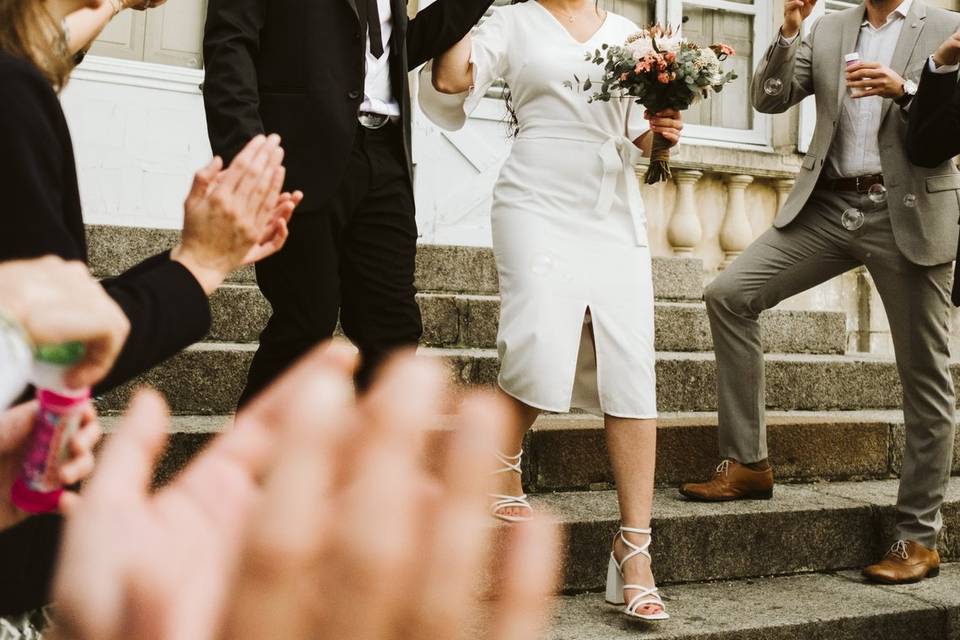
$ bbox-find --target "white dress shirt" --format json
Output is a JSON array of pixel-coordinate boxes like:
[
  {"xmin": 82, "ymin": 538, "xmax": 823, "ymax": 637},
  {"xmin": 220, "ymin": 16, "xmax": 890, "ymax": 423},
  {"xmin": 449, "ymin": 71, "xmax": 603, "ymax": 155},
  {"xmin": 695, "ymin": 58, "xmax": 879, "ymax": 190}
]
[
  {"xmin": 780, "ymin": 1, "xmax": 914, "ymax": 176},
  {"xmin": 830, "ymin": 0, "xmax": 912, "ymax": 177},
  {"xmin": 361, "ymin": 0, "xmax": 401, "ymax": 117}
]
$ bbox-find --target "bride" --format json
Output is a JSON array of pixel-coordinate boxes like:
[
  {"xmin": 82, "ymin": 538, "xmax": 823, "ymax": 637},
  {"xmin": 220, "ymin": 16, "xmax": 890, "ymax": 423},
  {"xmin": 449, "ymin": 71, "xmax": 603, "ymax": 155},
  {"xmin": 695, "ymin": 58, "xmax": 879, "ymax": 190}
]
[{"xmin": 420, "ymin": 0, "xmax": 683, "ymax": 623}]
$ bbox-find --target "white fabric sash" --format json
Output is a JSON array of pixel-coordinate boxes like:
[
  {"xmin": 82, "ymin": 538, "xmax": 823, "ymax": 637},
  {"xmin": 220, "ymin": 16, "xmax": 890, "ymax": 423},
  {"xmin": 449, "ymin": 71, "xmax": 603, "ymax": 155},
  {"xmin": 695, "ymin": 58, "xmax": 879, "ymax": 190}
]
[{"xmin": 516, "ymin": 119, "xmax": 647, "ymax": 247}]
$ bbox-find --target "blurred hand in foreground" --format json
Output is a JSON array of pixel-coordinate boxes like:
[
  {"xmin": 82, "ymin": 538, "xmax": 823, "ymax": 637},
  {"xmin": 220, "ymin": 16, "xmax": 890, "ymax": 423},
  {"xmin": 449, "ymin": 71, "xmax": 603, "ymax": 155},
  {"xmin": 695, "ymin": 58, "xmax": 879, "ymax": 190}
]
[{"xmin": 52, "ymin": 343, "xmax": 560, "ymax": 640}]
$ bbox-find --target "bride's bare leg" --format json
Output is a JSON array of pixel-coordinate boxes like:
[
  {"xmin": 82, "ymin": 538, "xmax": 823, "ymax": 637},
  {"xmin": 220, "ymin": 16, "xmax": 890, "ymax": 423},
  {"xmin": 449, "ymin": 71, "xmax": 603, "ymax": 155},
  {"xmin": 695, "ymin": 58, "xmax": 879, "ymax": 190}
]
[
  {"xmin": 605, "ymin": 416, "xmax": 662, "ymax": 616},
  {"xmin": 491, "ymin": 391, "xmax": 541, "ymax": 520}
]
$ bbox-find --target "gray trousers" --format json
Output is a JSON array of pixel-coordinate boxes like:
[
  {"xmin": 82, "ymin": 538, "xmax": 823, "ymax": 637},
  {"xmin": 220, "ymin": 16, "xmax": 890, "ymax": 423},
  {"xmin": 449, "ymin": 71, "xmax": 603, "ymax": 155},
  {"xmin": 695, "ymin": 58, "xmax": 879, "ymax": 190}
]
[{"xmin": 705, "ymin": 189, "xmax": 956, "ymax": 547}]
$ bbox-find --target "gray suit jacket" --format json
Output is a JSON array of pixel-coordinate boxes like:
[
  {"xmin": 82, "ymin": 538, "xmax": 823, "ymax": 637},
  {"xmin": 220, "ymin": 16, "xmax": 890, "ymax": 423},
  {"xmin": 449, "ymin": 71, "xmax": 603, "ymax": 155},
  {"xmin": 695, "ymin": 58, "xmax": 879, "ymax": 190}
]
[{"xmin": 752, "ymin": 1, "xmax": 960, "ymax": 267}]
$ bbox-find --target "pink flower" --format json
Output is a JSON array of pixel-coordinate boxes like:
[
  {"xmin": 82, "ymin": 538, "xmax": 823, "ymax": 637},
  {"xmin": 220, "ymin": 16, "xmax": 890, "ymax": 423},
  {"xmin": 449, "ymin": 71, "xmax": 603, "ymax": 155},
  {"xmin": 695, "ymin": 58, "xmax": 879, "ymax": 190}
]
[
  {"xmin": 621, "ymin": 72, "xmax": 630, "ymax": 82},
  {"xmin": 710, "ymin": 43, "xmax": 736, "ymax": 59},
  {"xmin": 658, "ymin": 71, "xmax": 671, "ymax": 84}
]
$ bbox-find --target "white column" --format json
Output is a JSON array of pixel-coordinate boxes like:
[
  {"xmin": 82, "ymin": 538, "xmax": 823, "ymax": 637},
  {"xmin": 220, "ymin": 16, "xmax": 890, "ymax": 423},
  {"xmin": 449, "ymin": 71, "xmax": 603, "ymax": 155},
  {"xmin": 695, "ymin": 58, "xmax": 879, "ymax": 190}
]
[
  {"xmin": 666, "ymin": 169, "xmax": 703, "ymax": 257},
  {"xmin": 719, "ymin": 174, "xmax": 755, "ymax": 269}
]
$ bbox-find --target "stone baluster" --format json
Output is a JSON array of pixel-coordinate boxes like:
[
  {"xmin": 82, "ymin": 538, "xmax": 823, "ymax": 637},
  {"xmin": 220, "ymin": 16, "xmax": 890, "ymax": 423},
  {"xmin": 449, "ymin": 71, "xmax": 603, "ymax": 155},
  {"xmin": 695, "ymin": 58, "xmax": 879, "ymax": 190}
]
[
  {"xmin": 719, "ymin": 174, "xmax": 755, "ymax": 269},
  {"xmin": 774, "ymin": 178, "xmax": 795, "ymax": 219},
  {"xmin": 634, "ymin": 164, "xmax": 649, "ymax": 184},
  {"xmin": 666, "ymin": 169, "xmax": 703, "ymax": 257}
]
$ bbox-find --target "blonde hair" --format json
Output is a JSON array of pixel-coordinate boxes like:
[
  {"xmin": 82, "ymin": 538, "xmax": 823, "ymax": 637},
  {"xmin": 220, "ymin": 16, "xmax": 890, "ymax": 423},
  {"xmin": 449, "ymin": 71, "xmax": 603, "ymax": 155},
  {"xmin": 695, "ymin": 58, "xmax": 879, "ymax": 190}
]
[{"xmin": 0, "ymin": 0, "xmax": 71, "ymax": 90}]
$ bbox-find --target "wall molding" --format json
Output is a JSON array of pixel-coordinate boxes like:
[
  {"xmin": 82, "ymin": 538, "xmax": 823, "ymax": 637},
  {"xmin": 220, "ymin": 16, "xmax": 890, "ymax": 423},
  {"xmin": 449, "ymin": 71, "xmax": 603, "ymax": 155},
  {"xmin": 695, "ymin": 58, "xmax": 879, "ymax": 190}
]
[{"xmin": 70, "ymin": 56, "xmax": 205, "ymax": 95}]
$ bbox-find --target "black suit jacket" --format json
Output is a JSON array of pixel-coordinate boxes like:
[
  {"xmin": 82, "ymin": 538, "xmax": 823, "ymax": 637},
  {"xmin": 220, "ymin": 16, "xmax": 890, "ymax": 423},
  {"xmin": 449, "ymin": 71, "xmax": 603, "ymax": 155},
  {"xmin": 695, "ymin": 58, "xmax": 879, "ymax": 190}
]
[
  {"xmin": 907, "ymin": 64, "xmax": 960, "ymax": 168},
  {"xmin": 0, "ymin": 50, "xmax": 212, "ymax": 614},
  {"xmin": 203, "ymin": 0, "xmax": 494, "ymax": 211},
  {"xmin": 907, "ymin": 63, "xmax": 960, "ymax": 304}
]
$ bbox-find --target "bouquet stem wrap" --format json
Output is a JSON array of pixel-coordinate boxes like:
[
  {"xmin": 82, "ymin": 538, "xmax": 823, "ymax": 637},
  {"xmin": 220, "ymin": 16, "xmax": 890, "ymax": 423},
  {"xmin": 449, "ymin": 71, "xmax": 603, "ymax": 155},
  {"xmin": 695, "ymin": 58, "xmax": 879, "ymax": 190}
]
[{"xmin": 647, "ymin": 132, "xmax": 672, "ymax": 184}]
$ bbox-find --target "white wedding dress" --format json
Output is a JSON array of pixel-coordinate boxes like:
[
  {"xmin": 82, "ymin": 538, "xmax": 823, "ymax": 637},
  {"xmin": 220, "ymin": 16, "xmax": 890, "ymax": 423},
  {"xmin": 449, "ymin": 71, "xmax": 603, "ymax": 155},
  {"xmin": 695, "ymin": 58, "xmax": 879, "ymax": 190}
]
[{"xmin": 419, "ymin": 1, "xmax": 656, "ymax": 418}]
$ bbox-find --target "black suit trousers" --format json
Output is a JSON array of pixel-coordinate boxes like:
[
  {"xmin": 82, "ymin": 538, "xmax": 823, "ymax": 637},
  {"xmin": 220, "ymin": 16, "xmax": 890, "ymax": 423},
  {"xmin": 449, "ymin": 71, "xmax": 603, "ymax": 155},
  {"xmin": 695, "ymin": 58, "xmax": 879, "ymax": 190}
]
[{"xmin": 239, "ymin": 123, "xmax": 422, "ymax": 404}]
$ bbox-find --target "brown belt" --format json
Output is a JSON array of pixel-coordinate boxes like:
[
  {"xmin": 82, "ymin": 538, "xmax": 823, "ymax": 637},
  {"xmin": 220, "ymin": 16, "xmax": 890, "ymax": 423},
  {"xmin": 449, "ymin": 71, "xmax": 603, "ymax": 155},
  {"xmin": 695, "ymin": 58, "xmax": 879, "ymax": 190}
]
[{"xmin": 817, "ymin": 174, "xmax": 885, "ymax": 193}]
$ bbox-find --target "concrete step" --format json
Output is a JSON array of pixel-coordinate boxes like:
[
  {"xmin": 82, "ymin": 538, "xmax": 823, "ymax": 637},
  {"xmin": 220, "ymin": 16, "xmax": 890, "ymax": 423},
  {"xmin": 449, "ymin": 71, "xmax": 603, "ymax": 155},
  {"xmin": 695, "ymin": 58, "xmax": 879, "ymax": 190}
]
[
  {"xmin": 85, "ymin": 224, "xmax": 704, "ymax": 299},
  {"xmin": 525, "ymin": 411, "xmax": 956, "ymax": 490},
  {"xmin": 95, "ymin": 345, "xmax": 954, "ymax": 414},
  {"xmin": 544, "ymin": 564, "xmax": 960, "ymax": 639},
  {"xmin": 208, "ymin": 285, "xmax": 847, "ymax": 354},
  {"xmin": 539, "ymin": 478, "xmax": 960, "ymax": 590},
  {"xmin": 118, "ymin": 411, "xmax": 958, "ymax": 492},
  {"xmin": 95, "ymin": 414, "xmax": 960, "ymax": 588}
]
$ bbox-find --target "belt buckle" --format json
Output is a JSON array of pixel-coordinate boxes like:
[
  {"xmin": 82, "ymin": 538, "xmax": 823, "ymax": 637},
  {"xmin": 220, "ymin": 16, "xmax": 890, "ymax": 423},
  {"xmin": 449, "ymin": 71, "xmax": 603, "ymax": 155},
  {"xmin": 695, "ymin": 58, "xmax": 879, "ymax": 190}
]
[
  {"xmin": 358, "ymin": 112, "xmax": 390, "ymax": 130},
  {"xmin": 855, "ymin": 176, "xmax": 866, "ymax": 193}
]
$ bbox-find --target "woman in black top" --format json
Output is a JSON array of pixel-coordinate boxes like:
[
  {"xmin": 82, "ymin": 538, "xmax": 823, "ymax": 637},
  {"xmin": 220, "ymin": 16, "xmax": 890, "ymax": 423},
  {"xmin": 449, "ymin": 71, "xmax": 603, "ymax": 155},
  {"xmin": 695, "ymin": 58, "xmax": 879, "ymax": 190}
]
[{"xmin": 0, "ymin": 0, "xmax": 300, "ymax": 614}]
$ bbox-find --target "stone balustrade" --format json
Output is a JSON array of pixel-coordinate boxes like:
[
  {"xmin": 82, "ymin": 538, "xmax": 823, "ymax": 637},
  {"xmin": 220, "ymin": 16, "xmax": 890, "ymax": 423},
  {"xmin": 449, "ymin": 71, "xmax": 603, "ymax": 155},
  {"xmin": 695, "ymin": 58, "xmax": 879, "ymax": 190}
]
[{"xmin": 631, "ymin": 159, "xmax": 923, "ymax": 359}]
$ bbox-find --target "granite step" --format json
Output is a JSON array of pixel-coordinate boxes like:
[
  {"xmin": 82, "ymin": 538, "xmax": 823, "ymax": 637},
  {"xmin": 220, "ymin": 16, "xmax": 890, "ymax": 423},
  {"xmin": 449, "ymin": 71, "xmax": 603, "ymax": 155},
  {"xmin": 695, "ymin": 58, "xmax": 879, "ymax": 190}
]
[
  {"xmin": 94, "ymin": 413, "xmax": 960, "ymax": 588},
  {"xmin": 111, "ymin": 411, "xmax": 957, "ymax": 491},
  {"xmin": 84, "ymin": 224, "xmax": 704, "ymax": 299},
  {"xmin": 208, "ymin": 285, "xmax": 847, "ymax": 354},
  {"xmin": 544, "ymin": 564, "xmax": 960, "ymax": 639},
  {"xmin": 95, "ymin": 345, "xmax": 956, "ymax": 414},
  {"xmin": 538, "ymin": 477, "xmax": 960, "ymax": 590}
]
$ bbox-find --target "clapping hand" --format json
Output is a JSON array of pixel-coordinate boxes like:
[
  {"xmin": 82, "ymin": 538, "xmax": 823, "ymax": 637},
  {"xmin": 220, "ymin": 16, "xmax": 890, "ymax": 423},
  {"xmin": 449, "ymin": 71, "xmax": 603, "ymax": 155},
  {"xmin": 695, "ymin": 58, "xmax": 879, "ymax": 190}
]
[
  {"xmin": 846, "ymin": 62, "xmax": 907, "ymax": 99},
  {"xmin": 52, "ymin": 344, "xmax": 560, "ymax": 640},
  {"xmin": 172, "ymin": 134, "xmax": 303, "ymax": 295},
  {"xmin": 0, "ymin": 401, "xmax": 101, "ymax": 533}
]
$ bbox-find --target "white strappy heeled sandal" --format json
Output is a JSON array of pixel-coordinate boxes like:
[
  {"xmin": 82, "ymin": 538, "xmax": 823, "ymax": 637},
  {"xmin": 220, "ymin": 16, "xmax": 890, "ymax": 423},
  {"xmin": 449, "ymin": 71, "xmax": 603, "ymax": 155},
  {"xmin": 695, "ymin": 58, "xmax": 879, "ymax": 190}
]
[
  {"xmin": 605, "ymin": 526, "xmax": 669, "ymax": 621},
  {"xmin": 488, "ymin": 450, "xmax": 533, "ymax": 523}
]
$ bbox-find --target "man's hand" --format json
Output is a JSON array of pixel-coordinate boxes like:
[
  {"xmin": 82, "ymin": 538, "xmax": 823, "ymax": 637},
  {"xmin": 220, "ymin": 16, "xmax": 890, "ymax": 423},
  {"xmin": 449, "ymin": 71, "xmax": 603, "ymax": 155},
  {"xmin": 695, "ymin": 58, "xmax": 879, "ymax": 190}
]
[
  {"xmin": 846, "ymin": 62, "xmax": 906, "ymax": 99},
  {"xmin": 0, "ymin": 257, "xmax": 130, "ymax": 389},
  {"xmin": 0, "ymin": 401, "xmax": 102, "ymax": 533},
  {"xmin": 782, "ymin": 0, "xmax": 818, "ymax": 39},
  {"xmin": 934, "ymin": 30, "xmax": 960, "ymax": 68}
]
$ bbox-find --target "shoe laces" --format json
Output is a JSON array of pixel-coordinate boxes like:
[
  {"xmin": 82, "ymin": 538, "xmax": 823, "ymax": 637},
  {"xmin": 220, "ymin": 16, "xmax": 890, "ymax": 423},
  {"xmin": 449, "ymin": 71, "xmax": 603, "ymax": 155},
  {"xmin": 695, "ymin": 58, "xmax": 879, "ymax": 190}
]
[
  {"xmin": 715, "ymin": 459, "xmax": 732, "ymax": 476},
  {"xmin": 888, "ymin": 540, "xmax": 910, "ymax": 560}
]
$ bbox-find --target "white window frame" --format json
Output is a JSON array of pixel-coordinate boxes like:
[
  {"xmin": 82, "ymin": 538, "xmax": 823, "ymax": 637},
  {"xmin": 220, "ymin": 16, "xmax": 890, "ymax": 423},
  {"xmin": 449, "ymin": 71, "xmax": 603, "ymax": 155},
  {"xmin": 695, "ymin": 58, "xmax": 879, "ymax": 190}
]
[{"xmin": 668, "ymin": 0, "xmax": 772, "ymax": 148}]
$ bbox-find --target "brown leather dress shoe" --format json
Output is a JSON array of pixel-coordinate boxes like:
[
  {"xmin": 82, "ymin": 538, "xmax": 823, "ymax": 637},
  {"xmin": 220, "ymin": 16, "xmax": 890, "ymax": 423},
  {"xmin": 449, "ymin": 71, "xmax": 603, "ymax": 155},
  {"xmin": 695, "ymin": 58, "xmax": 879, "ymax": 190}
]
[
  {"xmin": 862, "ymin": 540, "xmax": 940, "ymax": 584},
  {"xmin": 679, "ymin": 459, "xmax": 774, "ymax": 502}
]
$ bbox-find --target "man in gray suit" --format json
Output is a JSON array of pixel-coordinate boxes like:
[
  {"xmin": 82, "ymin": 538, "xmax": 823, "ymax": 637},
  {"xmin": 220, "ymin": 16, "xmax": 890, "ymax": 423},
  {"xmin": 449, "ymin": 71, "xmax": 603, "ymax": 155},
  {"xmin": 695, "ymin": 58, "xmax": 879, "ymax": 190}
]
[{"xmin": 680, "ymin": 0, "xmax": 960, "ymax": 584}]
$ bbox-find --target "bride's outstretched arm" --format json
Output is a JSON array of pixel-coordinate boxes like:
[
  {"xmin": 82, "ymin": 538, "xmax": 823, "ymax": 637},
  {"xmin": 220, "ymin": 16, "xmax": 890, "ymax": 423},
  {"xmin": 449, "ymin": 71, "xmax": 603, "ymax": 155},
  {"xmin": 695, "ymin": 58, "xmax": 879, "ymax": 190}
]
[{"xmin": 431, "ymin": 35, "xmax": 475, "ymax": 95}]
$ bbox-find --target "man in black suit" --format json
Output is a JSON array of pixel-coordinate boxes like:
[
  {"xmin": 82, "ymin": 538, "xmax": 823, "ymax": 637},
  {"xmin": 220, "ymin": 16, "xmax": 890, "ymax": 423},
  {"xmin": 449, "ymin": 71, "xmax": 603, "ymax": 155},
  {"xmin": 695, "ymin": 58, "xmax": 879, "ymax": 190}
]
[
  {"xmin": 907, "ymin": 28, "xmax": 960, "ymax": 305},
  {"xmin": 203, "ymin": 0, "xmax": 495, "ymax": 402}
]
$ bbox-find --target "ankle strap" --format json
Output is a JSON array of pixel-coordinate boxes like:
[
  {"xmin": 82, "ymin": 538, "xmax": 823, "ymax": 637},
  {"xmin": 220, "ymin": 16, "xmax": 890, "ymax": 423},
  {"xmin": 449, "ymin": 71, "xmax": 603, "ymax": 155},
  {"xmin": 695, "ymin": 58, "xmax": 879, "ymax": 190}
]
[
  {"xmin": 613, "ymin": 525, "xmax": 653, "ymax": 571},
  {"xmin": 620, "ymin": 525, "xmax": 652, "ymax": 535},
  {"xmin": 492, "ymin": 450, "xmax": 524, "ymax": 476}
]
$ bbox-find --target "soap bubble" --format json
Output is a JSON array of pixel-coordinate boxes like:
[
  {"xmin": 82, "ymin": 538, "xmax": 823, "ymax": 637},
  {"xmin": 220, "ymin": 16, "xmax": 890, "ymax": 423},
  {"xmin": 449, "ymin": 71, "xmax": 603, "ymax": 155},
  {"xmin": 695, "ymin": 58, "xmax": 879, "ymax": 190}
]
[
  {"xmin": 763, "ymin": 78, "xmax": 784, "ymax": 96},
  {"xmin": 903, "ymin": 193, "xmax": 918, "ymax": 208},
  {"xmin": 867, "ymin": 183, "xmax": 887, "ymax": 205},
  {"xmin": 530, "ymin": 255, "xmax": 553, "ymax": 275},
  {"xmin": 841, "ymin": 208, "xmax": 865, "ymax": 231}
]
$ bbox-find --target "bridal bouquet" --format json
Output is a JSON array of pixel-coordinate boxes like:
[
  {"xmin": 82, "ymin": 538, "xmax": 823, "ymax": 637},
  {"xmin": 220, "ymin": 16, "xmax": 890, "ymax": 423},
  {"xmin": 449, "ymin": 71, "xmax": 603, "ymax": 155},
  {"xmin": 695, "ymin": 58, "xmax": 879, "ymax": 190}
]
[{"xmin": 567, "ymin": 25, "xmax": 738, "ymax": 184}]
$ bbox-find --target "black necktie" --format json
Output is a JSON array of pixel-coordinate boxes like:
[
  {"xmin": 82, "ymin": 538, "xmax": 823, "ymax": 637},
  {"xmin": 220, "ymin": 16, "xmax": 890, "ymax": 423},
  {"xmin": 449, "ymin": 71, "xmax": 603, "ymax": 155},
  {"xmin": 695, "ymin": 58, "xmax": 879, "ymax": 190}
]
[{"xmin": 367, "ymin": 0, "xmax": 385, "ymax": 59}]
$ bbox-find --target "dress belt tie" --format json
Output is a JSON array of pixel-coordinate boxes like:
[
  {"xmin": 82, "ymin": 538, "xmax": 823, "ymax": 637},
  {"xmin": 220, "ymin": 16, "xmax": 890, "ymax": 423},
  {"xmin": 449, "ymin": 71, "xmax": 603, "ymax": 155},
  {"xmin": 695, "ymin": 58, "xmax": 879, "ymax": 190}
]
[{"xmin": 517, "ymin": 119, "xmax": 648, "ymax": 247}]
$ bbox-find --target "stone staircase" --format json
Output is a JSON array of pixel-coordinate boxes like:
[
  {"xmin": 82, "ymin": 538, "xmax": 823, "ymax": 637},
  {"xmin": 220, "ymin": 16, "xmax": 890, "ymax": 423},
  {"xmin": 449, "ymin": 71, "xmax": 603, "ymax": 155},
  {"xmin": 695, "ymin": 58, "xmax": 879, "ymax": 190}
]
[{"xmin": 87, "ymin": 225, "xmax": 960, "ymax": 639}]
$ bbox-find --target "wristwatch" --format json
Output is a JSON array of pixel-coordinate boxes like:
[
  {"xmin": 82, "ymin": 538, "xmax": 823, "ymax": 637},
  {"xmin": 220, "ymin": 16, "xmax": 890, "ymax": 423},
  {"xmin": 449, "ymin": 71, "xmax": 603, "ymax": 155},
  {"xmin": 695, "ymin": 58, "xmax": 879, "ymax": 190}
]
[{"xmin": 895, "ymin": 79, "xmax": 918, "ymax": 107}]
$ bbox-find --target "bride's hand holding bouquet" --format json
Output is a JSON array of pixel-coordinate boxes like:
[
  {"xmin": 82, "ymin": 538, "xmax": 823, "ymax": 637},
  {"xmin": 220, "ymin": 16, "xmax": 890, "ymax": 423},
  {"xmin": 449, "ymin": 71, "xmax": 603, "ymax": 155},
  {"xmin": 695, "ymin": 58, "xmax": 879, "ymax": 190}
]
[{"xmin": 569, "ymin": 25, "xmax": 738, "ymax": 183}]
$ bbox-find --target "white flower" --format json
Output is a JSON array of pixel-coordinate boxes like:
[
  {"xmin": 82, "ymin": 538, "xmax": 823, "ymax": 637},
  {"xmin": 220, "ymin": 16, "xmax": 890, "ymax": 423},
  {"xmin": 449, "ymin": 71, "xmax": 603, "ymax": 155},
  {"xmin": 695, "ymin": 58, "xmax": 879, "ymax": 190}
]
[{"xmin": 625, "ymin": 29, "xmax": 684, "ymax": 58}]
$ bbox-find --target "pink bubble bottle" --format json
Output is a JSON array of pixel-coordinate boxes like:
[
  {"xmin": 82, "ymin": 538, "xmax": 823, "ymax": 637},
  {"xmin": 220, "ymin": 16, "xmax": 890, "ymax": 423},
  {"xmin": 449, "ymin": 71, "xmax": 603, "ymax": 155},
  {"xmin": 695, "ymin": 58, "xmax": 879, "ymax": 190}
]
[{"xmin": 11, "ymin": 342, "xmax": 90, "ymax": 514}]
